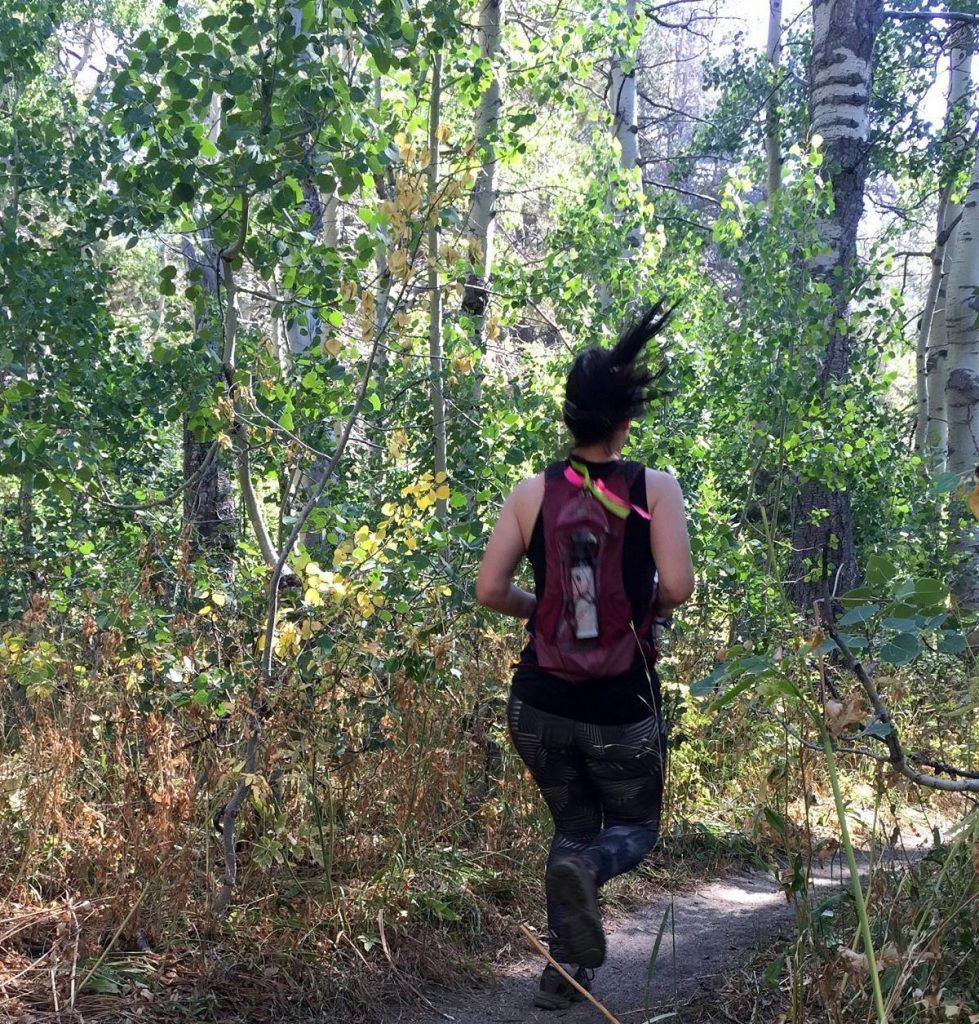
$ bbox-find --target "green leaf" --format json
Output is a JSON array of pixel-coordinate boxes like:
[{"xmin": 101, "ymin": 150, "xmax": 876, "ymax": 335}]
[
  {"xmin": 763, "ymin": 806, "xmax": 787, "ymax": 838},
  {"xmin": 769, "ymin": 675, "xmax": 802, "ymax": 699},
  {"xmin": 834, "ymin": 634, "xmax": 868, "ymax": 650},
  {"xmin": 938, "ymin": 632, "xmax": 967, "ymax": 655},
  {"xmin": 841, "ymin": 585, "xmax": 876, "ymax": 605},
  {"xmin": 909, "ymin": 578, "xmax": 948, "ymax": 611},
  {"xmin": 81, "ymin": 970, "xmax": 121, "ymax": 995},
  {"xmin": 711, "ymin": 675, "xmax": 756, "ymax": 709},
  {"xmin": 172, "ymin": 180, "xmax": 196, "ymax": 205},
  {"xmin": 737, "ymin": 655, "xmax": 771, "ymax": 674},
  {"xmin": 866, "ymin": 555, "xmax": 897, "ymax": 589},
  {"xmin": 689, "ymin": 665, "xmax": 727, "ymax": 698},
  {"xmin": 883, "ymin": 616, "xmax": 924, "ymax": 632},
  {"xmin": 931, "ymin": 471, "xmax": 960, "ymax": 496},
  {"xmin": 838, "ymin": 603, "xmax": 879, "ymax": 626},
  {"xmin": 763, "ymin": 950, "xmax": 788, "ymax": 986},
  {"xmin": 879, "ymin": 632, "xmax": 920, "ymax": 666}
]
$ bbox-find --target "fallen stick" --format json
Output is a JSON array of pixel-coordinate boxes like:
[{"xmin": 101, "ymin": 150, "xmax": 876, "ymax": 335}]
[{"xmin": 519, "ymin": 923, "xmax": 622, "ymax": 1024}]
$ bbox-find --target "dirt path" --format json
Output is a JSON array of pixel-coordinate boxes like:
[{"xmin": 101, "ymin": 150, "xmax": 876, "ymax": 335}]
[{"xmin": 403, "ymin": 864, "xmax": 853, "ymax": 1024}]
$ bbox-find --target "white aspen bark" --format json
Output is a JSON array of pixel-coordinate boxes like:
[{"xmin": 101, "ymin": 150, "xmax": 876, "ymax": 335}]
[
  {"xmin": 599, "ymin": 0, "xmax": 640, "ymax": 310},
  {"xmin": 284, "ymin": 181, "xmax": 324, "ymax": 356},
  {"xmin": 284, "ymin": 5, "xmax": 325, "ymax": 358},
  {"xmin": 945, "ymin": 145, "xmax": 979, "ymax": 608},
  {"xmin": 7, "ymin": 114, "xmax": 33, "ymax": 556},
  {"xmin": 929, "ymin": 251, "xmax": 953, "ymax": 463},
  {"xmin": 221, "ymin": 255, "xmax": 288, "ymax": 572},
  {"xmin": 428, "ymin": 52, "xmax": 448, "ymax": 516},
  {"xmin": 765, "ymin": 0, "xmax": 784, "ymax": 198},
  {"xmin": 945, "ymin": 151, "xmax": 979, "ymax": 468},
  {"xmin": 610, "ymin": 0, "xmax": 639, "ymax": 171},
  {"xmin": 789, "ymin": 0, "xmax": 883, "ymax": 611},
  {"xmin": 462, "ymin": 0, "xmax": 505, "ymax": 377},
  {"xmin": 919, "ymin": 192, "xmax": 952, "ymax": 457},
  {"xmin": 924, "ymin": 33, "xmax": 974, "ymax": 465},
  {"xmin": 371, "ymin": 74, "xmax": 391, "ymax": 353}
]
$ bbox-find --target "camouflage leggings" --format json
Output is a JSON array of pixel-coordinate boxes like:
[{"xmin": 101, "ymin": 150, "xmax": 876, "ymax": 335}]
[{"xmin": 507, "ymin": 694, "xmax": 665, "ymax": 964}]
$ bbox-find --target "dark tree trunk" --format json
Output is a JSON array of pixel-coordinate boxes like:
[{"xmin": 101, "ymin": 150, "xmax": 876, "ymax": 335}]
[
  {"xmin": 181, "ymin": 237, "xmax": 236, "ymax": 562},
  {"xmin": 182, "ymin": 431, "xmax": 235, "ymax": 559},
  {"xmin": 788, "ymin": 0, "xmax": 883, "ymax": 611}
]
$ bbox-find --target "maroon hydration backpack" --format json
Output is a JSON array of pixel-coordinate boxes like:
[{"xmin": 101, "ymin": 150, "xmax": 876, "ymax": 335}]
[{"xmin": 533, "ymin": 459, "xmax": 657, "ymax": 681}]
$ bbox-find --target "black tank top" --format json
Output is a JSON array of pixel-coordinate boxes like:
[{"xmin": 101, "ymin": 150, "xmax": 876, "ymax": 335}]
[{"xmin": 511, "ymin": 457, "xmax": 661, "ymax": 725}]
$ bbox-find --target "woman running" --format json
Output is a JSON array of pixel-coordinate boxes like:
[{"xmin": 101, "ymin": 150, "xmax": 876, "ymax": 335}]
[{"xmin": 476, "ymin": 304, "xmax": 694, "ymax": 1009}]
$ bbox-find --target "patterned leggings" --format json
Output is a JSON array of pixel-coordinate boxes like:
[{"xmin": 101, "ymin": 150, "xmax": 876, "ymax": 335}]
[{"xmin": 507, "ymin": 695, "xmax": 665, "ymax": 964}]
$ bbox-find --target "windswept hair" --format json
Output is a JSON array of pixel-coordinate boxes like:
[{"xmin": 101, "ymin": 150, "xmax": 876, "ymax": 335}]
[{"xmin": 563, "ymin": 300, "xmax": 674, "ymax": 445}]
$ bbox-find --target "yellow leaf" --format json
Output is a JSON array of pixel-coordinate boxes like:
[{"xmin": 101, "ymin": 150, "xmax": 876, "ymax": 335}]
[
  {"xmin": 435, "ymin": 485, "xmax": 450, "ymax": 500},
  {"xmin": 967, "ymin": 484, "xmax": 979, "ymax": 521},
  {"xmin": 211, "ymin": 591, "xmax": 227, "ymax": 607},
  {"xmin": 323, "ymin": 336, "xmax": 342, "ymax": 358},
  {"xmin": 450, "ymin": 352, "xmax": 472, "ymax": 373},
  {"xmin": 304, "ymin": 588, "xmax": 323, "ymax": 607}
]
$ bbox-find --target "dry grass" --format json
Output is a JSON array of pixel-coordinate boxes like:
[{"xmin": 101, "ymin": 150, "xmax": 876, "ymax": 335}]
[
  {"xmin": 0, "ymin": 600, "xmax": 547, "ymax": 1021},
  {"xmin": 6, "ymin": 596, "xmax": 947, "ymax": 1023}
]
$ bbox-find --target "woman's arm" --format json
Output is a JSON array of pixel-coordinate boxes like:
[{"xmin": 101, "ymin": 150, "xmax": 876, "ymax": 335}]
[
  {"xmin": 646, "ymin": 469, "xmax": 695, "ymax": 612},
  {"xmin": 476, "ymin": 479, "xmax": 539, "ymax": 619}
]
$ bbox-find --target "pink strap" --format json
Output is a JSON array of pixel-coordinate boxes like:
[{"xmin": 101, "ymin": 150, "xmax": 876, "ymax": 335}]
[{"xmin": 563, "ymin": 465, "xmax": 651, "ymax": 520}]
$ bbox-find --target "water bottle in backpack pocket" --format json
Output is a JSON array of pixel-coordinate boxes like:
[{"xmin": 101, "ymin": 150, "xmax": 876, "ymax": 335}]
[{"xmin": 569, "ymin": 532, "xmax": 599, "ymax": 639}]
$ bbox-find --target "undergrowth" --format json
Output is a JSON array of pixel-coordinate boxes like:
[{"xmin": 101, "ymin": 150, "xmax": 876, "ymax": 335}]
[
  {"xmin": 681, "ymin": 813, "xmax": 979, "ymax": 1024},
  {"xmin": 1, "ymin": 575, "xmax": 975, "ymax": 1023},
  {"xmin": 0, "ymin": 579, "xmax": 784, "ymax": 1024}
]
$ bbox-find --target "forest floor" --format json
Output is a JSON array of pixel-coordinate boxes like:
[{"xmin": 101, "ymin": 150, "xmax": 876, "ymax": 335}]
[{"xmin": 402, "ymin": 847, "xmax": 922, "ymax": 1024}]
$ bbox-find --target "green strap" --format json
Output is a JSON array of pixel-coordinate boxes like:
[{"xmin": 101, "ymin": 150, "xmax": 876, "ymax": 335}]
[{"xmin": 568, "ymin": 459, "xmax": 631, "ymax": 520}]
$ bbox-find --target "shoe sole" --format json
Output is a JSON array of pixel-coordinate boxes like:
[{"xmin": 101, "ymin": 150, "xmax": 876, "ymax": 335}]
[
  {"xmin": 533, "ymin": 981, "xmax": 588, "ymax": 1011},
  {"xmin": 545, "ymin": 860, "xmax": 606, "ymax": 968},
  {"xmin": 533, "ymin": 991, "xmax": 574, "ymax": 1011}
]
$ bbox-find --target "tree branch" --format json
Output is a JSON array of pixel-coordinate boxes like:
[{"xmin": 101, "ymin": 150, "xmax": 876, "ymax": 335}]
[
  {"xmin": 884, "ymin": 9, "xmax": 979, "ymax": 27},
  {"xmin": 819, "ymin": 606, "xmax": 979, "ymax": 792},
  {"xmin": 640, "ymin": 174, "xmax": 722, "ymax": 207}
]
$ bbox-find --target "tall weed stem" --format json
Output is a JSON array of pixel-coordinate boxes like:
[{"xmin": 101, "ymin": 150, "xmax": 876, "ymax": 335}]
[{"xmin": 822, "ymin": 728, "xmax": 887, "ymax": 1024}]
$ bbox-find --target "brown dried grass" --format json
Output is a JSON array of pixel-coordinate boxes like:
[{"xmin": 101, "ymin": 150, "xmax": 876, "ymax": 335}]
[{"xmin": 0, "ymin": 612, "xmax": 542, "ymax": 1023}]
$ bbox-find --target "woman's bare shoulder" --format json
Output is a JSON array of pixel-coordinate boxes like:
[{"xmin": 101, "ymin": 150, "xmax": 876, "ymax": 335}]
[
  {"xmin": 510, "ymin": 472, "xmax": 545, "ymax": 507},
  {"xmin": 643, "ymin": 467, "xmax": 685, "ymax": 503}
]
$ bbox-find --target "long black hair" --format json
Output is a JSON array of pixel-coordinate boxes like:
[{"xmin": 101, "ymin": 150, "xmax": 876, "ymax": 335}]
[{"xmin": 562, "ymin": 300, "xmax": 674, "ymax": 446}]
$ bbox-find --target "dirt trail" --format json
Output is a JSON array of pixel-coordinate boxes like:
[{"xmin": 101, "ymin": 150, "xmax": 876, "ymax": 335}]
[{"xmin": 403, "ymin": 863, "xmax": 856, "ymax": 1024}]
